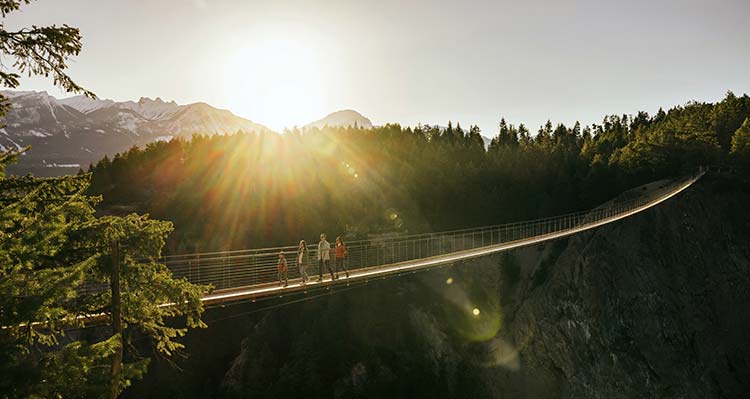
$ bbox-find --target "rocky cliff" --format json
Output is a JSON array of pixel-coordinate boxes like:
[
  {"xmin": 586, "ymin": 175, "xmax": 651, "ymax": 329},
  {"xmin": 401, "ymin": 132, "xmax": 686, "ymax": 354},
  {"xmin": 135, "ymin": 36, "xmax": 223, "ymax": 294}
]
[
  {"xmin": 126, "ymin": 174, "xmax": 750, "ymax": 398},
  {"xmin": 494, "ymin": 173, "xmax": 750, "ymax": 398}
]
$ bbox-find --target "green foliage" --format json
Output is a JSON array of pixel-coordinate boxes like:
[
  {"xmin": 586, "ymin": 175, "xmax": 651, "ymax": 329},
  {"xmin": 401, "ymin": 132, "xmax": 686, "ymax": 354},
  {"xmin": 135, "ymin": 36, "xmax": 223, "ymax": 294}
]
[
  {"xmin": 0, "ymin": 0, "xmax": 94, "ymax": 116},
  {"xmin": 0, "ymin": 150, "xmax": 101, "ymax": 397},
  {"xmin": 730, "ymin": 118, "xmax": 750, "ymax": 162},
  {"xmin": 0, "ymin": 146, "xmax": 209, "ymax": 397},
  {"xmin": 78, "ymin": 214, "xmax": 209, "ymax": 355},
  {"xmin": 712, "ymin": 91, "xmax": 750, "ymax": 151},
  {"xmin": 21, "ymin": 337, "xmax": 147, "ymax": 399},
  {"xmin": 596, "ymin": 94, "xmax": 749, "ymax": 181}
]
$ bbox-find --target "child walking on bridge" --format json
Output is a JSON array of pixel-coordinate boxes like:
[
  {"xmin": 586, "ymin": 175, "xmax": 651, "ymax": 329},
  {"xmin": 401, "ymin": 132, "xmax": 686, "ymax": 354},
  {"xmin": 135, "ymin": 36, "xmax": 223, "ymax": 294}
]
[{"xmin": 277, "ymin": 251, "xmax": 288, "ymax": 287}]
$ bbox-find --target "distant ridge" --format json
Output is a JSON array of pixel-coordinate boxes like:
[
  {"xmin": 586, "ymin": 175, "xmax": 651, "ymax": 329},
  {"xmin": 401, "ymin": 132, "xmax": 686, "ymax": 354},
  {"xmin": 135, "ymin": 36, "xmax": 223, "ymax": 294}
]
[{"xmin": 303, "ymin": 109, "xmax": 373, "ymax": 130}]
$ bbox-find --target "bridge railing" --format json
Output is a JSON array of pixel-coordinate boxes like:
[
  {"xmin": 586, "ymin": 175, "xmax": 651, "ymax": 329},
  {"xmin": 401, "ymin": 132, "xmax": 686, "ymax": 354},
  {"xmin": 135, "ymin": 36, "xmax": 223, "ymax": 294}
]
[{"xmin": 161, "ymin": 174, "xmax": 700, "ymax": 291}]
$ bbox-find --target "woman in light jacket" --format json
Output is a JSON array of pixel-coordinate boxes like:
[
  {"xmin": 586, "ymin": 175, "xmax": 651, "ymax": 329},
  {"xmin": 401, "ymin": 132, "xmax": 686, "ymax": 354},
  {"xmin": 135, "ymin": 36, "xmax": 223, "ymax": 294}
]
[
  {"xmin": 297, "ymin": 240, "xmax": 309, "ymax": 285},
  {"xmin": 317, "ymin": 233, "xmax": 333, "ymax": 282}
]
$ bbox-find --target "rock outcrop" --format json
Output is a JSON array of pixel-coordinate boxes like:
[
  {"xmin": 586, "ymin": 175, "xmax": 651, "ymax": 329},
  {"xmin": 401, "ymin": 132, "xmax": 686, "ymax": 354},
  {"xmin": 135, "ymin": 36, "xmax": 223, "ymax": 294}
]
[{"xmin": 499, "ymin": 173, "xmax": 750, "ymax": 398}]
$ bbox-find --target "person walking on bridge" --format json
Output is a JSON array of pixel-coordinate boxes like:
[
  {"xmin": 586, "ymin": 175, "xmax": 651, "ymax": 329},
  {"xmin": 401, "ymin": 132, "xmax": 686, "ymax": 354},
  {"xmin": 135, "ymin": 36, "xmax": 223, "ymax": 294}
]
[
  {"xmin": 317, "ymin": 233, "xmax": 333, "ymax": 282},
  {"xmin": 297, "ymin": 240, "xmax": 309, "ymax": 285},
  {"xmin": 277, "ymin": 251, "xmax": 289, "ymax": 287},
  {"xmin": 334, "ymin": 236, "xmax": 349, "ymax": 279}
]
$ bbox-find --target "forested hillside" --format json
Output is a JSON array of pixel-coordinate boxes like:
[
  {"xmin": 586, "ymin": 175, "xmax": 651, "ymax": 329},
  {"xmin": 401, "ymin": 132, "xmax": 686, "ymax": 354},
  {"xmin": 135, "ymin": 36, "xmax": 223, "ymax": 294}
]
[{"xmin": 86, "ymin": 92, "xmax": 750, "ymax": 253}]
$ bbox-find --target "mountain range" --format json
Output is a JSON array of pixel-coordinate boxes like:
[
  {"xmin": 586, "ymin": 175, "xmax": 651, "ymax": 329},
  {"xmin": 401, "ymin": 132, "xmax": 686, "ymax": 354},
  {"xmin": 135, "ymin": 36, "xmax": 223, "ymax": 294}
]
[
  {"xmin": 0, "ymin": 91, "xmax": 376, "ymax": 176},
  {"xmin": 0, "ymin": 91, "xmax": 274, "ymax": 175},
  {"xmin": 0, "ymin": 91, "xmax": 489, "ymax": 176}
]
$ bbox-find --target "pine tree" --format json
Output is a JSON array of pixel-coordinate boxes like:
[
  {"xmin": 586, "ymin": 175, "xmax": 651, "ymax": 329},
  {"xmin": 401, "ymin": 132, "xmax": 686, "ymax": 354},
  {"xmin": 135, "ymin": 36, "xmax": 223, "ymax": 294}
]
[
  {"xmin": 0, "ymin": 149, "xmax": 210, "ymax": 397},
  {"xmin": 0, "ymin": 2, "xmax": 209, "ymax": 397},
  {"xmin": 0, "ymin": 0, "xmax": 95, "ymax": 113},
  {"xmin": 467, "ymin": 125, "xmax": 484, "ymax": 150},
  {"xmin": 535, "ymin": 120, "xmax": 554, "ymax": 149},
  {"xmin": 730, "ymin": 118, "xmax": 750, "ymax": 163},
  {"xmin": 0, "ymin": 149, "xmax": 109, "ymax": 397},
  {"xmin": 518, "ymin": 123, "xmax": 531, "ymax": 147},
  {"xmin": 495, "ymin": 118, "xmax": 519, "ymax": 147}
]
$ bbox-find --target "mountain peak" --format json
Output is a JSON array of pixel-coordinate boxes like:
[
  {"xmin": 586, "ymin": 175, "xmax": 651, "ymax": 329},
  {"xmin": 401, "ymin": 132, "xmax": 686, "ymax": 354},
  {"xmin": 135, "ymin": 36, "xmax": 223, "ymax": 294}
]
[
  {"xmin": 304, "ymin": 109, "xmax": 373, "ymax": 130},
  {"xmin": 2, "ymin": 90, "xmax": 52, "ymax": 100},
  {"xmin": 138, "ymin": 96, "xmax": 166, "ymax": 104},
  {"xmin": 59, "ymin": 94, "xmax": 115, "ymax": 113}
]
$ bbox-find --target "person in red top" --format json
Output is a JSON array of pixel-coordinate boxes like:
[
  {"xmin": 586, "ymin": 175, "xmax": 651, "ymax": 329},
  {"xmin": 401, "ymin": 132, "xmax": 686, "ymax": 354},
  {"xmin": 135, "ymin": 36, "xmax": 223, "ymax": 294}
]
[{"xmin": 334, "ymin": 236, "xmax": 349, "ymax": 279}]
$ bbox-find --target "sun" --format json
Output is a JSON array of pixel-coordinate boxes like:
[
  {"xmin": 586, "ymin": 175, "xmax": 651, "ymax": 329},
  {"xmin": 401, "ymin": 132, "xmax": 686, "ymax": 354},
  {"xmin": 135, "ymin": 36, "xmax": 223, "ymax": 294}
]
[{"xmin": 220, "ymin": 35, "xmax": 326, "ymax": 131}]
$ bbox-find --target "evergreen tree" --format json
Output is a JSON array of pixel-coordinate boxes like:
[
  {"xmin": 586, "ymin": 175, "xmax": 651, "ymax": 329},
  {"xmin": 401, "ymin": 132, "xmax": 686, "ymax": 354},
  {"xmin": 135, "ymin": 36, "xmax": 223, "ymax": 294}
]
[
  {"xmin": 0, "ymin": 2, "xmax": 209, "ymax": 397},
  {"xmin": 0, "ymin": 149, "xmax": 209, "ymax": 398},
  {"xmin": 0, "ymin": 0, "xmax": 95, "ymax": 114},
  {"xmin": 517, "ymin": 123, "xmax": 531, "ymax": 147},
  {"xmin": 535, "ymin": 120, "xmax": 554, "ymax": 149},
  {"xmin": 654, "ymin": 108, "xmax": 667, "ymax": 124},
  {"xmin": 0, "ymin": 149, "xmax": 108, "ymax": 397},
  {"xmin": 467, "ymin": 125, "xmax": 484, "ymax": 150},
  {"xmin": 630, "ymin": 111, "xmax": 651, "ymax": 132},
  {"xmin": 712, "ymin": 91, "xmax": 750, "ymax": 151},
  {"xmin": 494, "ymin": 118, "xmax": 519, "ymax": 148},
  {"xmin": 730, "ymin": 118, "xmax": 750, "ymax": 163}
]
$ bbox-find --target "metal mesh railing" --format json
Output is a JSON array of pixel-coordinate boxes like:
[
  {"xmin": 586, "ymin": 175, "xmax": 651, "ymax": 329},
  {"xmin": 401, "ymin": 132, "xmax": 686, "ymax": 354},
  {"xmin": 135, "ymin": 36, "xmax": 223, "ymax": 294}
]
[{"xmin": 161, "ymin": 171, "xmax": 703, "ymax": 292}]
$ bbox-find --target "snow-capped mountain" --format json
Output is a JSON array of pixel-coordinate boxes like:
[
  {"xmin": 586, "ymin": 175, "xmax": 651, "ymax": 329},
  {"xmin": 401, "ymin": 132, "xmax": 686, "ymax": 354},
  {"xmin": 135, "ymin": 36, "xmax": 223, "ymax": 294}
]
[
  {"xmin": 0, "ymin": 91, "xmax": 270, "ymax": 176},
  {"xmin": 304, "ymin": 109, "xmax": 373, "ymax": 130},
  {"xmin": 57, "ymin": 94, "xmax": 116, "ymax": 113}
]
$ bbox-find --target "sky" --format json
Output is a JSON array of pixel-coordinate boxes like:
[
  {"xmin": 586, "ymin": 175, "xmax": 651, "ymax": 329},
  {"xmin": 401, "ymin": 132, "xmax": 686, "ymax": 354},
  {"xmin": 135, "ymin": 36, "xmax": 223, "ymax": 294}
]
[{"xmin": 4, "ymin": 0, "xmax": 750, "ymax": 134}]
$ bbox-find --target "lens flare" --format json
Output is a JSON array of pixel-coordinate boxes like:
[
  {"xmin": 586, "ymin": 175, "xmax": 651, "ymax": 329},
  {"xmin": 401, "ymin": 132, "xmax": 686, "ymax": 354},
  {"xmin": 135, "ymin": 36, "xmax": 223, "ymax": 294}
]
[{"xmin": 431, "ymin": 271, "xmax": 503, "ymax": 342}]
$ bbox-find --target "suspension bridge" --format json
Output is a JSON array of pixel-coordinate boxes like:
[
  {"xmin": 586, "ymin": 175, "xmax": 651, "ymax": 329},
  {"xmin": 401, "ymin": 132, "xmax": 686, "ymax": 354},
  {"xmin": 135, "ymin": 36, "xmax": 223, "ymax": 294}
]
[{"xmin": 158, "ymin": 170, "xmax": 704, "ymax": 307}]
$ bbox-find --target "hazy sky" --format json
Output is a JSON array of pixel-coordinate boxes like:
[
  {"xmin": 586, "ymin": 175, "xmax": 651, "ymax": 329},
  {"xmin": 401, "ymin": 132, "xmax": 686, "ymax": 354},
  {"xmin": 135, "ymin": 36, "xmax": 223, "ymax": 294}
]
[{"xmin": 5, "ymin": 0, "xmax": 750, "ymax": 133}]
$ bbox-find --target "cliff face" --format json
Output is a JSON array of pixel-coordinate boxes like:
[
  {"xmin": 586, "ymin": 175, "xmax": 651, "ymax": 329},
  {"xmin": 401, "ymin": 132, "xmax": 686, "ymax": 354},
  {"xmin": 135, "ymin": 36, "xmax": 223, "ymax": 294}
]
[
  {"xmin": 497, "ymin": 174, "xmax": 750, "ymax": 398},
  {"xmin": 126, "ymin": 175, "xmax": 750, "ymax": 398}
]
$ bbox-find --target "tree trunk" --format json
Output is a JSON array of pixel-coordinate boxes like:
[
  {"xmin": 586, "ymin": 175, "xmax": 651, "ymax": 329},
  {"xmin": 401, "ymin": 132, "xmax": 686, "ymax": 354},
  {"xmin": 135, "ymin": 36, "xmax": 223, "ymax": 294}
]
[{"xmin": 110, "ymin": 240, "xmax": 122, "ymax": 399}]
